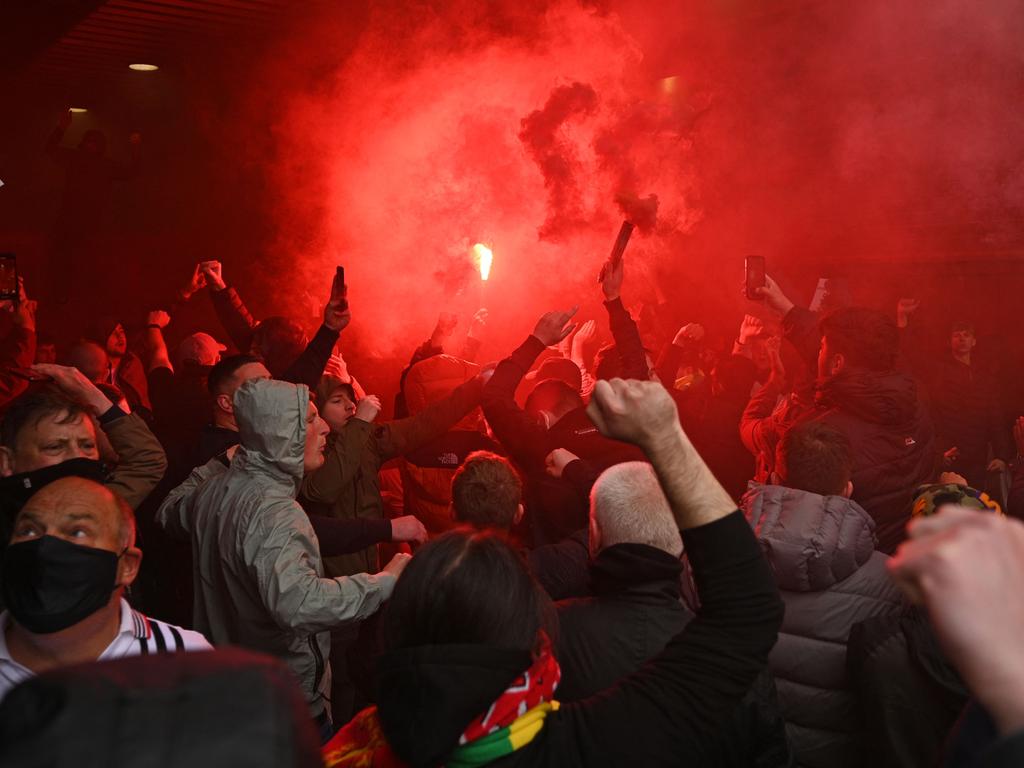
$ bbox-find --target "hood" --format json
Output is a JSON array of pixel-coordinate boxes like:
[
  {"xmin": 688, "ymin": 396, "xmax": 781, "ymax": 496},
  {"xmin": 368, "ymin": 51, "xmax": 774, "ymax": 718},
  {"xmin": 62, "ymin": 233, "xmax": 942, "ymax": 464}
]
[
  {"xmin": 589, "ymin": 543, "xmax": 683, "ymax": 598},
  {"xmin": 816, "ymin": 369, "xmax": 919, "ymax": 426},
  {"xmin": 741, "ymin": 483, "xmax": 877, "ymax": 592},
  {"xmin": 404, "ymin": 355, "xmax": 482, "ymax": 432},
  {"xmin": 232, "ymin": 378, "xmax": 309, "ymax": 486},
  {"xmin": 376, "ymin": 643, "xmax": 531, "ymax": 768}
]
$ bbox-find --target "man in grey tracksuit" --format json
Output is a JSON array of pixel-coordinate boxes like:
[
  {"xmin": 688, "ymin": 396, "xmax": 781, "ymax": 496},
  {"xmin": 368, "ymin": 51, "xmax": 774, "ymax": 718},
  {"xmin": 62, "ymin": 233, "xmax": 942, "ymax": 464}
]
[{"xmin": 157, "ymin": 378, "xmax": 409, "ymax": 733}]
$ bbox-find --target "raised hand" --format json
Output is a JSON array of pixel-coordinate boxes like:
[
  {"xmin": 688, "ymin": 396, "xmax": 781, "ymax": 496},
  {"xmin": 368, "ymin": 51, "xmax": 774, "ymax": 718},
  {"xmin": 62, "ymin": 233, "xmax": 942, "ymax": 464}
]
[
  {"xmin": 390, "ymin": 515, "xmax": 428, "ymax": 544},
  {"xmin": 748, "ymin": 274, "xmax": 795, "ymax": 317},
  {"xmin": 323, "ymin": 279, "xmax": 352, "ymax": 332},
  {"xmin": 31, "ymin": 364, "xmax": 114, "ymax": 415},
  {"xmin": 889, "ymin": 508, "xmax": 1024, "ymax": 734},
  {"xmin": 354, "ymin": 394, "xmax": 382, "ymax": 423},
  {"xmin": 544, "ymin": 448, "xmax": 580, "ymax": 479},
  {"xmin": 738, "ymin": 314, "xmax": 766, "ymax": 344},
  {"xmin": 199, "ymin": 260, "xmax": 226, "ymax": 291},
  {"xmin": 765, "ymin": 335, "xmax": 785, "ymax": 380},
  {"xmin": 601, "ymin": 257, "xmax": 625, "ymax": 302},
  {"xmin": 672, "ymin": 323, "xmax": 704, "ymax": 347},
  {"xmin": 896, "ymin": 298, "xmax": 921, "ymax": 328},
  {"xmin": 147, "ymin": 309, "xmax": 171, "ymax": 329},
  {"xmin": 467, "ymin": 309, "xmax": 488, "ymax": 341},
  {"xmin": 181, "ymin": 263, "xmax": 207, "ymax": 299},
  {"xmin": 532, "ymin": 306, "xmax": 579, "ymax": 347},
  {"xmin": 587, "ymin": 378, "xmax": 679, "ymax": 450}
]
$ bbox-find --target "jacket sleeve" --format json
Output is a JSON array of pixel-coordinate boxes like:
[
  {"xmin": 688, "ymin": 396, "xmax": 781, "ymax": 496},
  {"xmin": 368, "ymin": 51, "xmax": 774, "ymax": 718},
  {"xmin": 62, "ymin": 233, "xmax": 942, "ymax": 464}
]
[
  {"xmin": 1008, "ymin": 463, "xmax": 1024, "ymax": 522},
  {"xmin": 247, "ymin": 500, "xmax": 397, "ymax": 634},
  {"xmin": 155, "ymin": 458, "xmax": 228, "ymax": 540},
  {"xmin": 528, "ymin": 528, "xmax": 590, "ymax": 601},
  {"xmin": 739, "ymin": 378, "xmax": 784, "ymax": 457},
  {"xmin": 0, "ymin": 326, "xmax": 35, "ymax": 408},
  {"xmin": 549, "ymin": 512, "xmax": 783, "ymax": 767},
  {"xmin": 376, "ymin": 376, "xmax": 484, "ymax": 461},
  {"xmin": 781, "ymin": 306, "xmax": 820, "ymax": 373},
  {"xmin": 209, "ymin": 286, "xmax": 258, "ymax": 353},
  {"xmin": 99, "ymin": 408, "xmax": 168, "ymax": 510},
  {"xmin": 280, "ymin": 324, "xmax": 340, "ymax": 389},
  {"xmin": 654, "ymin": 341, "xmax": 692, "ymax": 387},
  {"xmin": 605, "ymin": 297, "xmax": 648, "ymax": 380},
  {"xmin": 308, "ymin": 514, "xmax": 392, "ymax": 557},
  {"xmin": 300, "ymin": 419, "xmax": 374, "ymax": 504},
  {"xmin": 481, "ymin": 336, "xmax": 549, "ymax": 470}
]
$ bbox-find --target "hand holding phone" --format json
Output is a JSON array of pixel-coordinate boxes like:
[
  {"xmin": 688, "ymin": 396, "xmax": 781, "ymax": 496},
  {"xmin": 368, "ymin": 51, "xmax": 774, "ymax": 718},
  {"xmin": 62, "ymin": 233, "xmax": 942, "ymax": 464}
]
[
  {"xmin": 744, "ymin": 255, "xmax": 766, "ymax": 301},
  {"xmin": 324, "ymin": 266, "xmax": 351, "ymax": 332}
]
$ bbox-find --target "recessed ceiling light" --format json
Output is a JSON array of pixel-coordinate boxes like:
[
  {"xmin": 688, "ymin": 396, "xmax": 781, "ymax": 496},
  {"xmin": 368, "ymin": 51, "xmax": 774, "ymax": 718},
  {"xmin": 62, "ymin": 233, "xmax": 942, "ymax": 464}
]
[
  {"xmin": 128, "ymin": 63, "xmax": 159, "ymax": 71},
  {"xmin": 69, "ymin": 107, "xmax": 88, "ymax": 113}
]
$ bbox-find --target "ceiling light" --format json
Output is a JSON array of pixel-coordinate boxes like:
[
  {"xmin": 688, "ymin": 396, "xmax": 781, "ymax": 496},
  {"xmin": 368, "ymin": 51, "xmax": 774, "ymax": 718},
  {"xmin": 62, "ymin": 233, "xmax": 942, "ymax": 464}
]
[
  {"xmin": 128, "ymin": 63, "xmax": 159, "ymax": 71},
  {"xmin": 69, "ymin": 107, "xmax": 88, "ymax": 113}
]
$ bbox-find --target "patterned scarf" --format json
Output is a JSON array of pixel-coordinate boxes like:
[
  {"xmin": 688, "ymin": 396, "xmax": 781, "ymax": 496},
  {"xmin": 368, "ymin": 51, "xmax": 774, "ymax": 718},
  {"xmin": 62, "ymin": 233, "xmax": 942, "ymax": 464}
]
[{"xmin": 322, "ymin": 636, "xmax": 560, "ymax": 768}]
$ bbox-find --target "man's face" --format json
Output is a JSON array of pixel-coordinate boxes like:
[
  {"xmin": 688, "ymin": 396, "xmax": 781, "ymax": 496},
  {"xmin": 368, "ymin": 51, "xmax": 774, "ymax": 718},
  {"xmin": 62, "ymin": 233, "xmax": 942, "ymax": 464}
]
[
  {"xmin": 106, "ymin": 324, "xmax": 127, "ymax": 357},
  {"xmin": 817, "ymin": 335, "xmax": 842, "ymax": 380},
  {"xmin": 0, "ymin": 410, "xmax": 99, "ymax": 477},
  {"xmin": 303, "ymin": 402, "xmax": 329, "ymax": 471},
  {"xmin": 951, "ymin": 328, "xmax": 976, "ymax": 356},
  {"xmin": 215, "ymin": 362, "xmax": 272, "ymax": 416},
  {"xmin": 320, "ymin": 388, "xmax": 356, "ymax": 432},
  {"xmin": 9, "ymin": 478, "xmax": 141, "ymax": 591},
  {"xmin": 35, "ymin": 343, "xmax": 57, "ymax": 365}
]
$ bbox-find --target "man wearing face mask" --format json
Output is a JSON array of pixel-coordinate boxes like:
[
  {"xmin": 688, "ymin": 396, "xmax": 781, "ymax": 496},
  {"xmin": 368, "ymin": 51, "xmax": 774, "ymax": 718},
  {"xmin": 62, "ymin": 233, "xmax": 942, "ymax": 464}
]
[{"xmin": 0, "ymin": 477, "xmax": 209, "ymax": 702}]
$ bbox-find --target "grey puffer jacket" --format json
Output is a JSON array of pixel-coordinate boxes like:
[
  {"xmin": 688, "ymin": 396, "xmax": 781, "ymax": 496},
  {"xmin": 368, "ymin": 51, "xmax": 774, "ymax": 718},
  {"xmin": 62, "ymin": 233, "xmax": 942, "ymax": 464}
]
[
  {"xmin": 157, "ymin": 379, "xmax": 396, "ymax": 719},
  {"xmin": 741, "ymin": 483, "xmax": 905, "ymax": 768}
]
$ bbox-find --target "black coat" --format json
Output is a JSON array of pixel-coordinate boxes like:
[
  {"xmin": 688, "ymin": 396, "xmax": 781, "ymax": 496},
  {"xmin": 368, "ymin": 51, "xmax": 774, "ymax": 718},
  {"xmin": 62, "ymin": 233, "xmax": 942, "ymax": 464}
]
[
  {"xmin": 556, "ymin": 543, "xmax": 792, "ymax": 767},
  {"xmin": 374, "ymin": 512, "xmax": 783, "ymax": 768}
]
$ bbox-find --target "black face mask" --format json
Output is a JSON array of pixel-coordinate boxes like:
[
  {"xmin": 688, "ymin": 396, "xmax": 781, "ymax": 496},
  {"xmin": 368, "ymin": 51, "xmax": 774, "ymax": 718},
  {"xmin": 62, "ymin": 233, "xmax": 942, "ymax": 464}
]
[{"xmin": 1, "ymin": 536, "xmax": 120, "ymax": 634}]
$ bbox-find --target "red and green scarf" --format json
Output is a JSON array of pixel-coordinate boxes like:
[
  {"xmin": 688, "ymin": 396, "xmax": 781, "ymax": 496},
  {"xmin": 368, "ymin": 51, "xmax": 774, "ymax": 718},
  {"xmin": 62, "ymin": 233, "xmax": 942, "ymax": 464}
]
[{"xmin": 323, "ymin": 638, "xmax": 560, "ymax": 768}]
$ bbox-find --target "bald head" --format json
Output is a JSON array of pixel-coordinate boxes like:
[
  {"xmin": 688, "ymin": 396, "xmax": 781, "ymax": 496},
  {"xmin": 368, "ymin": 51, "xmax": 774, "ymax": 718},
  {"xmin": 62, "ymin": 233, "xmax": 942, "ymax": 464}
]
[
  {"xmin": 12, "ymin": 477, "xmax": 136, "ymax": 552},
  {"xmin": 589, "ymin": 462, "xmax": 683, "ymax": 558}
]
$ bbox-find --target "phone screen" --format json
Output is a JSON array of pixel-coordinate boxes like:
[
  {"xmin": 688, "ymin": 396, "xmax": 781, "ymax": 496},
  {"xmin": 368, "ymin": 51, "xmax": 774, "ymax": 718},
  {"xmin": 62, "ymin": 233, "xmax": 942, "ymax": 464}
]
[
  {"xmin": 745, "ymin": 255, "xmax": 766, "ymax": 300},
  {"xmin": 0, "ymin": 254, "xmax": 16, "ymax": 301}
]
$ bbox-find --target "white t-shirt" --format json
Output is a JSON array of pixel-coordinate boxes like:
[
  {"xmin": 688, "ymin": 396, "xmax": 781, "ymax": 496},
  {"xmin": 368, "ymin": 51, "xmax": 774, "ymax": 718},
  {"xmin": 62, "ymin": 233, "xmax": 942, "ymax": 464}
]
[{"xmin": 0, "ymin": 598, "xmax": 211, "ymax": 703}]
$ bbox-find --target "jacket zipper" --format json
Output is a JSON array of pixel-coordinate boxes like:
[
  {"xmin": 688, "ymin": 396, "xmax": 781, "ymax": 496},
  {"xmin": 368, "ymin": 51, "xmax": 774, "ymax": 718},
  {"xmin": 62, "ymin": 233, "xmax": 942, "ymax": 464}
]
[{"xmin": 309, "ymin": 634, "xmax": 325, "ymax": 699}]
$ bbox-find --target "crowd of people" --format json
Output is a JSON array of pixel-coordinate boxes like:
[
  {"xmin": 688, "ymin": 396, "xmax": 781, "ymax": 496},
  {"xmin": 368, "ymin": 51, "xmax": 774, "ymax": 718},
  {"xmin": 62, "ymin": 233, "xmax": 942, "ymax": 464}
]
[{"xmin": 0, "ymin": 248, "xmax": 1023, "ymax": 768}]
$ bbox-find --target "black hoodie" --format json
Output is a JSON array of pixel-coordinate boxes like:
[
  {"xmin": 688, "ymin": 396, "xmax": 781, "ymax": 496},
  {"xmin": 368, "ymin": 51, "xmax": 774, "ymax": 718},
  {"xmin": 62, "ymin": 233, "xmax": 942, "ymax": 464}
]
[
  {"xmin": 812, "ymin": 369, "xmax": 935, "ymax": 553},
  {"xmin": 374, "ymin": 512, "xmax": 783, "ymax": 768}
]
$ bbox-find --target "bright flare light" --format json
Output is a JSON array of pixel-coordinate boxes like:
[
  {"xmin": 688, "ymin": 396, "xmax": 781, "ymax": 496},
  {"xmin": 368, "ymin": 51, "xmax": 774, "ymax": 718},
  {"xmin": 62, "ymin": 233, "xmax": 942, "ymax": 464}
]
[
  {"xmin": 128, "ymin": 63, "xmax": 159, "ymax": 71},
  {"xmin": 69, "ymin": 107, "xmax": 88, "ymax": 113},
  {"xmin": 473, "ymin": 243, "xmax": 493, "ymax": 281}
]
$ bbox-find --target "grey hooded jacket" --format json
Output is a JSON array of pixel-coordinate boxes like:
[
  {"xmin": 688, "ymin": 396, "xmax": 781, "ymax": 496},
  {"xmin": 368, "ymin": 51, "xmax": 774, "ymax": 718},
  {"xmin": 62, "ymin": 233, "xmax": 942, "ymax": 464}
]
[
  {"xmin": 156, "ymin": 378, "xmax": 396, "ymax": 718},
  {"xmin": 741, "ymin": 483, "xmax": 906, "ymax": 768}
]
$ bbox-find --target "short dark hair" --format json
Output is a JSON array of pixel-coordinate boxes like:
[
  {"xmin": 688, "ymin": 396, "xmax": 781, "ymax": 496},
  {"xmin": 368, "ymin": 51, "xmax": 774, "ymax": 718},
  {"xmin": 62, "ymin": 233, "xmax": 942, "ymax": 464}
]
[
  {"xmin": 380, "ymin": 529, "xmax": 553, "ymax": 653},
  {"xmin": 951, "ymin": 319, "xmax": 975, "ymax": 335},
  {"xmin": 524, "ymin": 379, "xmax": 583, "ymax": 419},
  {"xmin": 1, "ymin": 386, "xmax": 93, "ymax": 450},
  {"xmin": 451, "ymin": 451, "xmax": 522, "ymax": 530},
  {"xmin": 819, "ymin": 307, "xmax": 898, "ymax": 371},
  {"xmin": 207, "ymin": 354, "xmax": 264, "ymax": 396},
  {"xmin": 777, "ymin": 421, "xmax": 853, "ymax": 496}
]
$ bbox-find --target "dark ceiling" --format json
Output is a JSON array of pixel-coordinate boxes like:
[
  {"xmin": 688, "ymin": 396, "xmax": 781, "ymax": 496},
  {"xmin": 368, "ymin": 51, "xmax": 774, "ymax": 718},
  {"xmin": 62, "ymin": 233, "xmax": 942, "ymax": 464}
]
[{"xmin": 1, "ymin": 0, "xmax": 293, "ymax": 87}]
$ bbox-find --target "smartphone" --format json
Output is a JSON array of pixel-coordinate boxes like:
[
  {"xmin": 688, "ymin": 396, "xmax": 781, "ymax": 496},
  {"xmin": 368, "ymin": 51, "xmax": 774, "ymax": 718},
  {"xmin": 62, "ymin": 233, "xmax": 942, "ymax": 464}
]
[
  {"xmin": 0, "ymin": 254, "xmax": 16, "ymax": 301},
  {"xmin": 333, "ymin": 265, "xmax": 348, "ymax": 311},
  {"xmin": 745, "ymin": 255, "xmax": 766, "ymax": 300}
]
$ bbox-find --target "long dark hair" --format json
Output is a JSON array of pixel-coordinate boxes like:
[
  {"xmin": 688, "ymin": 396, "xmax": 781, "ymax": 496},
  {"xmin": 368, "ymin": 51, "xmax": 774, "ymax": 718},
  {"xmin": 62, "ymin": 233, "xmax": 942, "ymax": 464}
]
[{"xmin": 381, "ymin": 530, "xmax": 556, "ymax": 653}]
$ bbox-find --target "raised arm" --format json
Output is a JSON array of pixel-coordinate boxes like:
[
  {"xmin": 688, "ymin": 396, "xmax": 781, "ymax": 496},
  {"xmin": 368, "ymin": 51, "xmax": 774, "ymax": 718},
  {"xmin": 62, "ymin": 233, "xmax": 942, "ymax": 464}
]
[
  {"xmin": 546, "ymin": 379, "xmax": 782, "ymax": 766},
  {"xmin": 601, "ymin": 258, "xmax": 648, "ymax": 380},
  {"xmin": 481, "ymin": 307, "xmax": 577, "ymax": 469},
  {"xmin": 377, "ymin": 374, "xmax": 486, "ymax": 461},
  {"xmin": 279, "ymin": 272, "xmax": 350, "ymax": 388},
  {"xmin": 202, "ymin": 260, "xmax": 258, "ymax": 352}
]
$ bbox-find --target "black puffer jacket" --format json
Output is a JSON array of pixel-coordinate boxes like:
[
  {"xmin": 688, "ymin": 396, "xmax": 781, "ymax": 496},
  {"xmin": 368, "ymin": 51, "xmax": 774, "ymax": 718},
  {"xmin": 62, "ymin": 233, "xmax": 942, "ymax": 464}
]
[
  {"xmin": 556, "ymin": 543, "xmax": 792, "ymax": 767},
  {"xmin": 810, "ymin": 370, "xmax": 935, "ymax": 553},
  {"xmin": 742, "ymin": 484, "xmax": 906, "ymax": 768}
]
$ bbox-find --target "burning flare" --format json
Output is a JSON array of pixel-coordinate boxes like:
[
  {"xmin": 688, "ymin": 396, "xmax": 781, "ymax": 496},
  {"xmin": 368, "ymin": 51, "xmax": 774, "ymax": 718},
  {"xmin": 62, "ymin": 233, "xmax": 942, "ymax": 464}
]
[{"xmin": 473, "ymin": 243, "xmax": 493, "ymax": 281}]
